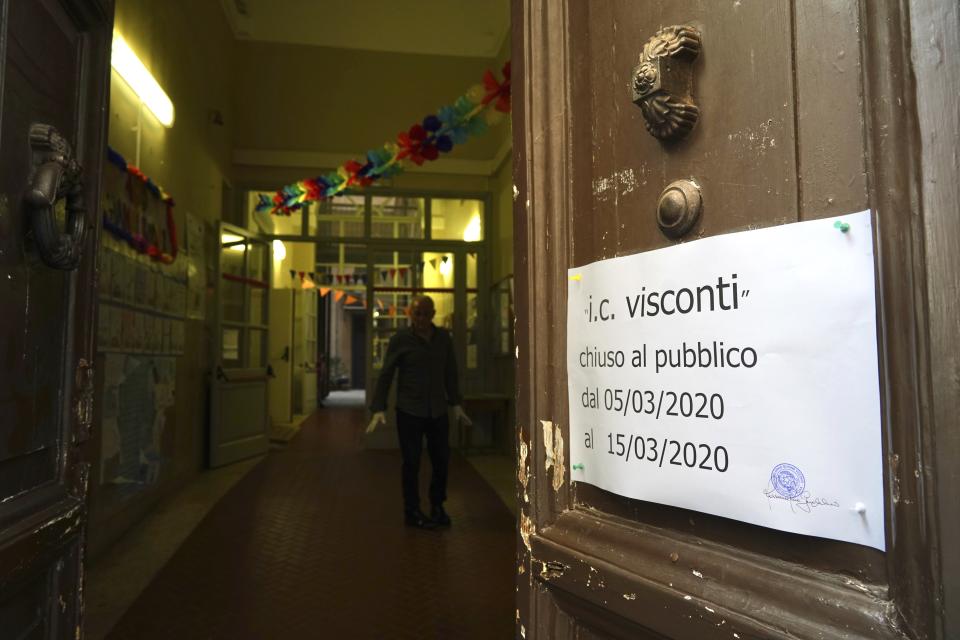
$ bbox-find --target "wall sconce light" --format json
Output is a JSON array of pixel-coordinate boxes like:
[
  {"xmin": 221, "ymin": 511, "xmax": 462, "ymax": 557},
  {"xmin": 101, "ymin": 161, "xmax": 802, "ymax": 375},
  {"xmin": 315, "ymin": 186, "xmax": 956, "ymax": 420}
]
[
  {"xmin": 111, "ymin": 33, "xmax": 175, "ymax": 127},
  {"xmin": 462, "ymin": 213, "xmax": 482, "ymax": 242},
  {"xmin": 272, "ymin": 239, "xmax": 287, "ymax": 261}
]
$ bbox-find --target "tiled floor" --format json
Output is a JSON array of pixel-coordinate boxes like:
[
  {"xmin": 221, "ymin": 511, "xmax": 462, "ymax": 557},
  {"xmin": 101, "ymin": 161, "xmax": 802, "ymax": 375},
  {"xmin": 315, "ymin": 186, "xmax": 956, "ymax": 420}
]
[
  {"xmin": 104, "ymin": 407, "xmax": 516, "ymax": 639},
  {"xmin": 85, "ymin": 457, "xmax": 263, "ymax": 639}
]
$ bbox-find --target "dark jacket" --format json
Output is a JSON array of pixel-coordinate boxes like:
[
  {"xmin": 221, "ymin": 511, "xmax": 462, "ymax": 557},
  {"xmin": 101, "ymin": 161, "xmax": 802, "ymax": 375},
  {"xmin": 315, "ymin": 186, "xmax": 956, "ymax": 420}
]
[{"xmin": 370, "ymin": 325, "xmax": 462, "ymax": 418}]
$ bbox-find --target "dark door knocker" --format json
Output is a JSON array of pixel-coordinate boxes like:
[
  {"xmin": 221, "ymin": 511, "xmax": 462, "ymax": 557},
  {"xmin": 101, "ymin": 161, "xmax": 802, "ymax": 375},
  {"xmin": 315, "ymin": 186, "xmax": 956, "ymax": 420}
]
[
  {"xmin": 631, "ymin": 25, "xmax": 702, "ymax": 141},
  {"xmin": 25, "ymin": 123, "xmax": 86, "ymax": 270}
]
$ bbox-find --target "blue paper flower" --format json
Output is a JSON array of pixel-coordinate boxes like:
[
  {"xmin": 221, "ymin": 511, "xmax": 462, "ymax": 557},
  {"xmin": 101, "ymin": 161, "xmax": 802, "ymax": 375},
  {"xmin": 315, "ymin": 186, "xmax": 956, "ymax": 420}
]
[{"xmin": 436, "ymin": 135, "xmax": 453, "ymax": 153}]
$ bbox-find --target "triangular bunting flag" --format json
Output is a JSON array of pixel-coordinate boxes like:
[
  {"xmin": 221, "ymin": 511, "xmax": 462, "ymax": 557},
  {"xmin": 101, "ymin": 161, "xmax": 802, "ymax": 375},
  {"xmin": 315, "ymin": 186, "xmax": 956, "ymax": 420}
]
[
  {"xmin": 345, "ymin": 295, "xmax": 358, "ymax": 305},
  {"xmin": 301, "ymin": 279, "xmax": 314, "ymax": 289},
  {"xmin": 429, "ymin": 258, "xmax": 438, "ymax": 270},
  {"xmin": 334, "ymin": 290, "xmax": 345, "ymax": 302},
  {"xmin": 380, "ymin": 270, "xmax": 388, "ymax": 281},
  {"xmin": 319, "ymin": 287, "xmax": 330, "ymax": 297},
  {"xmin": 289, "ymin": 269, "xmax": 296, "ymax": 279},
  {"xmin": 389, "ymin": 268, "xmax": 396, "ymax": 278},
  {"xmin": 399, "ymin": 268, "xmax": 408, "ymax": 278}
]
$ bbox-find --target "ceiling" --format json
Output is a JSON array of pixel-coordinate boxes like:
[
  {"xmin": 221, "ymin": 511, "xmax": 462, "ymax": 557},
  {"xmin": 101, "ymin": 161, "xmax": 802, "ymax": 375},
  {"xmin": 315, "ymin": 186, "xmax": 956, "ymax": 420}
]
[{"xmin": 220, "ymin": 0, "xmax": 510, "ymax": 58}]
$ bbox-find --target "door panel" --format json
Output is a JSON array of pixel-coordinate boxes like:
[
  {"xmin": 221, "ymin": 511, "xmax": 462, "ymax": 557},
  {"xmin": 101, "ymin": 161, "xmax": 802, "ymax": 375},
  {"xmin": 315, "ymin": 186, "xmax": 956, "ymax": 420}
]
[
  {"xmin": 0, "ymin": 0, "xmax": 111, "ymax": 637},
  {"xmin": 516, "ymin": 1, "xmax": 943, "ymax": 638}
]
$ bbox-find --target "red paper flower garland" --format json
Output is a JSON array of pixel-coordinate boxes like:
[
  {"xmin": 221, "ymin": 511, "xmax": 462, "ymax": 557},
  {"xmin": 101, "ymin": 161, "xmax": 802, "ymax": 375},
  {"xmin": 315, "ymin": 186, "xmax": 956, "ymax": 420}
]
[{"xmin": 256, "ymin": 62, "xmax": 511, "ymax": 216}]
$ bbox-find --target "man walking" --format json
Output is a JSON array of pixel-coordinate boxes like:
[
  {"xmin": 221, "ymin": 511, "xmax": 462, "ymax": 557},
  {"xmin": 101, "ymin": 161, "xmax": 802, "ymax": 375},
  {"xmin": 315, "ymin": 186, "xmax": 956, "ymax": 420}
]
[{"xmin": 368, "ymin": 295, "xmax": 472, "ymax": 529}]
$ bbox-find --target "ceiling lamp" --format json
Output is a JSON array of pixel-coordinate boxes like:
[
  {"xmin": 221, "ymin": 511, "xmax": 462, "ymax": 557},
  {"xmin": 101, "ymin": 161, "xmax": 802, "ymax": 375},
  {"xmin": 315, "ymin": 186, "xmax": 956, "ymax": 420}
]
[{"xmin": 111, "ymin": 34, "xmax": 175, "ymax": 127}]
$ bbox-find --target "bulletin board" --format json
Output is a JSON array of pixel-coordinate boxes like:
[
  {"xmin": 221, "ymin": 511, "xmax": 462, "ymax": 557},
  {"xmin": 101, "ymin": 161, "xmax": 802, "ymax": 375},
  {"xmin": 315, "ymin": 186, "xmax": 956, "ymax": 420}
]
[{"xmin": 96, "ymin": 152, "xmax": 188, "ymax": 489}]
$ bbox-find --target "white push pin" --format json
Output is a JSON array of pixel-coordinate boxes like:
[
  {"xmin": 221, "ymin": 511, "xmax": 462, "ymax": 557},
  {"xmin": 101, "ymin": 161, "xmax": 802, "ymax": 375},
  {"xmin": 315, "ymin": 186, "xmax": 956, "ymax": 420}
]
[{"xmin": 853, "ymin": 502, "xmax": 866, "ymax": 515}]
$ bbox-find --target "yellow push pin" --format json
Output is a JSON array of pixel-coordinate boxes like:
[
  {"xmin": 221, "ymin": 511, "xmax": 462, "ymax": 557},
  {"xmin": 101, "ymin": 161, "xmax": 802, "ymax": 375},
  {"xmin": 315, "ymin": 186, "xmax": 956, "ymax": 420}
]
[{"xmin": 569, "ymin": 274, "xmax": 582, "ymax": 282}]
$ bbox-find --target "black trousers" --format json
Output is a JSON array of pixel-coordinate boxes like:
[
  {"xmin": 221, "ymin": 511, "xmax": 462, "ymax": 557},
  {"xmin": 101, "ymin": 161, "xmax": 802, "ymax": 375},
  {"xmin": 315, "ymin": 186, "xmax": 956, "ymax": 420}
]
[{"xmin": 396, "ymin": 409, "xmax": 450, "ymax": 513}]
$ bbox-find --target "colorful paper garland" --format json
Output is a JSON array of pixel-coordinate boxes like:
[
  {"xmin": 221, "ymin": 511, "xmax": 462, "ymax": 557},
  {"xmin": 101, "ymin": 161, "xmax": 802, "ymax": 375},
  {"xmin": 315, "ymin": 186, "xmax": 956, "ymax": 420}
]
[
  {"xmin": 256, "ymin": 62, "xmax": 511, "ymax": 216},
  {"xmin": 103, "ymin": 146, "xmax": 179, "ymax": 264}
]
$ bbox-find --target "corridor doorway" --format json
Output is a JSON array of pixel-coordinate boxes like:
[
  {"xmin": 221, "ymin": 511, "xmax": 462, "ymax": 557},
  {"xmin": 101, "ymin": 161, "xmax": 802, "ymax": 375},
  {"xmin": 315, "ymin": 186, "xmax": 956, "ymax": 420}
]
[{"xmin": 248, "ymin": 189, "xmax": 497, "ymax": 445}]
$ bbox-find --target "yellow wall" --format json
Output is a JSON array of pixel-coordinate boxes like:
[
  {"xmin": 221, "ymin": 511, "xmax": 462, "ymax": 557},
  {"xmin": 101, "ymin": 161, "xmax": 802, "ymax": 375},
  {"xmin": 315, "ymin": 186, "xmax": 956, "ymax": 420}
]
[
  {"xmin": 110, "ymin": 0, "xmax": 236, "ymax": 224},
  {"xmin": 232, "ymin": 42, "xmax": 505, "ymax": 161},
  {"xmin": 89, "ymin": 0, "xmax": 238, "ymax": 559}
]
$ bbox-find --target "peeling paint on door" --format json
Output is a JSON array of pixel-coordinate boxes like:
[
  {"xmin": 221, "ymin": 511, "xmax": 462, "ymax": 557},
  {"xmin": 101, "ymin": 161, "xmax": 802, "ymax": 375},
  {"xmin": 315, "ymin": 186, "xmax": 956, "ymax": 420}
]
[
  {"xmin": 539, "ymin": 420, "xmax": 566, "ymax": 490},
  {"xmin": 520, "ymin": 512, "xmax": 535, "ymax": 552},
  {"xmin": 592, "ymin": 168, "xmax": 639, "ymax": 202}
]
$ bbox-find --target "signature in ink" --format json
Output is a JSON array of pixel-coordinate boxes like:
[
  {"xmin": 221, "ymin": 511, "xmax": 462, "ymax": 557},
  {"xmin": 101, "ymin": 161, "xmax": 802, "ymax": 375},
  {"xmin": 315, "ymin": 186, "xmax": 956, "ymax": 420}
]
[{"xmin": 763, "ymin": 487, "xmax": 840, "ymax": 513}]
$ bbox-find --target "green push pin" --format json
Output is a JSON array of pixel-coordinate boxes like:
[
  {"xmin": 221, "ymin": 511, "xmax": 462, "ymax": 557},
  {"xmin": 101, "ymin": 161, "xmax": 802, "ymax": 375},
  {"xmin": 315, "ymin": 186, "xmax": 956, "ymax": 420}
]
[
  {"xmin": 572, "ymin": 463, "xmax": 585, "ymax": 471},
  {"xmin": 833, "ymin": 220, "xmax": 850, "ymax": 233}
]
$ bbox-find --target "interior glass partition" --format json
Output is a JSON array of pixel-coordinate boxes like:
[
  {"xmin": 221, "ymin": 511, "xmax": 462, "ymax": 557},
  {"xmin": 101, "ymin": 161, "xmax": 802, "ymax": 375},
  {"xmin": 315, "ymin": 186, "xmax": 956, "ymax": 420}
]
[
  {"xmin": 371, "ymin": 195, "xmax": 425, "ymax": 239},
  {"xmin": 312, "ymin": 194, "xmax": 365, "ymax": 237},
  {"xmin": 218, "ymin": 226, "xmax": 270, "ymax": 368},
  {"xmin": 246, "ymin": 188, "xmax": 492, "ymax": 419}
]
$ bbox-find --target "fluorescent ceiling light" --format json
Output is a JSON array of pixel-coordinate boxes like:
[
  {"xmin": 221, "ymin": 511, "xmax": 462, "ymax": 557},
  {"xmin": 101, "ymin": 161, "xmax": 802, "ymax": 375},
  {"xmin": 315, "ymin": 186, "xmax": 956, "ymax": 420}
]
[{"xmin": 111, "ymin": 34, "xmax": 175, "ymax": 127}]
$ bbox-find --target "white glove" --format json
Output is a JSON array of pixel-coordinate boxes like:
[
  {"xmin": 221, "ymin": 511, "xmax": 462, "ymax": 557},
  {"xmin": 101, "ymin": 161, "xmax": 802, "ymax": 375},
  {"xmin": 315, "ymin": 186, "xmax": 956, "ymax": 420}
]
[
  {"xmin": 452, "ymin": 405, "xmax": 473, "ymax": 427},
  {"xmin": 366, "ymin": 411, "xmax": 386, "ymax": 434}
]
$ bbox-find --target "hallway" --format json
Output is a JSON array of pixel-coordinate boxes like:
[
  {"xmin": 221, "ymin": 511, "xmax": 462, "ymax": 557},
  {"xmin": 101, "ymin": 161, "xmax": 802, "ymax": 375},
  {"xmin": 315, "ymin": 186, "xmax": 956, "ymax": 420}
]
[{"xmin": 104, "ymin": 407, "xmax": 515, "ymax": 639}]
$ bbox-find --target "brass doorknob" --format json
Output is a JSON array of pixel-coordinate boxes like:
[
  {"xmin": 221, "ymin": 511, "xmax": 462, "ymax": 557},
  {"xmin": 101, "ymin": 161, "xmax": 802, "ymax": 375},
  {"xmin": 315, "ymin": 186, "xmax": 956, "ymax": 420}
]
[{"xmin": 657, "ymin": 179, "xmax": 702, "ymax": 238}]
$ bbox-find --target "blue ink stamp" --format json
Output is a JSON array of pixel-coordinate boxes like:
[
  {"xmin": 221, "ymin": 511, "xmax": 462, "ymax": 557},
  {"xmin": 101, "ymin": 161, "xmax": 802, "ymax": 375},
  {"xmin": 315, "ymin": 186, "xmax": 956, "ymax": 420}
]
[{"xmin": 770, "ymin": 463, "xmax": 805, "ymax": 499}]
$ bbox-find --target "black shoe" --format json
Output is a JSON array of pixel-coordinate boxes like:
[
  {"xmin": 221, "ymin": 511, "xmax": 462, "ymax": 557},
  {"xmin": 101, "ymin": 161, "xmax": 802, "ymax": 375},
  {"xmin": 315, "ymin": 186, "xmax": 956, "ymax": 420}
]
[
  {"xmin": 404, "ymin": 509, "xmax": 437, "ymax": 529},
  {"xmin": 430, "ymin": 505, "xmax": 451, "ymax": 527}
]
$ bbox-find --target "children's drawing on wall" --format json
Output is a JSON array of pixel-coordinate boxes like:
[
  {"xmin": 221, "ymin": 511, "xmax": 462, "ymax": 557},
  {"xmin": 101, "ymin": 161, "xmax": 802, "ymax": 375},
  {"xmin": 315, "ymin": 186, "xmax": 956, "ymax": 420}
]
[{"xmin": 99, "ymin": 354, "xmax": 176, "ymax": 492}]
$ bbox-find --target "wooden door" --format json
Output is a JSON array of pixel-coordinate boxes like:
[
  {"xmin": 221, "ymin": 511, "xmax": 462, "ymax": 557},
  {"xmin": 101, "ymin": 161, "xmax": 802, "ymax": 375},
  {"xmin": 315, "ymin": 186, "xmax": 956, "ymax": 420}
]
[
  {"xmin": 514, "ymin": 1, "xmax": 958, "ymax": 638},
  {"xmin": 0, "ymin": 0, "xmax": 111, "ymax": 636}
]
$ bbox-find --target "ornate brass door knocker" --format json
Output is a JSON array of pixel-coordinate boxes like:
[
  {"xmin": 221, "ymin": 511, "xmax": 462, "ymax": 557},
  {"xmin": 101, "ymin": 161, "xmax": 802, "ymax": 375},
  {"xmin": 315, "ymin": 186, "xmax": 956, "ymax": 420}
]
[
  {"xmin": 631, "ymin": 25, "xmax": 702, "ymax": 141},
  {"xmin": 25, "ymin": 123, "xmax": 87, "ymax": 270}
]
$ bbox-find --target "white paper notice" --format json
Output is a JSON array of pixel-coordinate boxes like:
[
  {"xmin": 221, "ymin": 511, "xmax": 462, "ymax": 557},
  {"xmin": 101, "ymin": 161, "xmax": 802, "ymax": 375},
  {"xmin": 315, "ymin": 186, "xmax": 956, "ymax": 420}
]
[{"xmin": 567, "ymin": 211, "xmax": 884, "ymax": 550}]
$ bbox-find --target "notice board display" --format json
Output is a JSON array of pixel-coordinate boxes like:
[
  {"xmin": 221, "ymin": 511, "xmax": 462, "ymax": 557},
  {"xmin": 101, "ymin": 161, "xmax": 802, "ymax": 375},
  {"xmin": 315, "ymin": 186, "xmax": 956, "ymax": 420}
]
[
  {"xmin": 567, "ymin": 211, "xmax": 884, "ymax": 550},
  {"xmin": 95, "ymin": 152, "xmax": 186, "ymax": 490}
]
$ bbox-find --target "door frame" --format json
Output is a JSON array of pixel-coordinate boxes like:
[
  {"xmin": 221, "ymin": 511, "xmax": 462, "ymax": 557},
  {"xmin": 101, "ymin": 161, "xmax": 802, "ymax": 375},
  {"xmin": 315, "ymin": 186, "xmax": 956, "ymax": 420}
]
[{"xmin": 513, "ymin": 1, "xmax": 958, "ymax": 638}]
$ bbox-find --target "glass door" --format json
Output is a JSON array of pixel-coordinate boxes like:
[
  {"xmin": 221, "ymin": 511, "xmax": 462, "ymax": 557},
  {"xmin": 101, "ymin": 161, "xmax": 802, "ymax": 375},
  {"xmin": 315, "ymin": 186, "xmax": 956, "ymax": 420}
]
[{"xmin": 209, "ymin": 223, "xmax": 272, "ymax": 467}]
